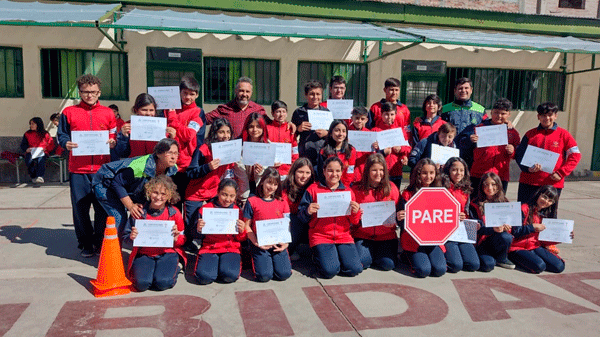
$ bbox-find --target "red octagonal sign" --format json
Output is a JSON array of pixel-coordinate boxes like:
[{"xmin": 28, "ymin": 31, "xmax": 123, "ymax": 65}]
[{"xmin": 405, "ymin": 187, "xmax": 460, "ymax": 245}]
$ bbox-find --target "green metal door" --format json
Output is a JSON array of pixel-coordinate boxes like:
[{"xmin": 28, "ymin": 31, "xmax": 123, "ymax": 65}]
[{"xmin": 400, "ymin": 60, "xmax": 447, "ymax": 123}]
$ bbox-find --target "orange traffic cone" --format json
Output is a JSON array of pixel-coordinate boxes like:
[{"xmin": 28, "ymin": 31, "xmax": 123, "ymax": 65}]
[{"xmin": 90, "ymin": 216, "xmax": 132, "ymax": 297}]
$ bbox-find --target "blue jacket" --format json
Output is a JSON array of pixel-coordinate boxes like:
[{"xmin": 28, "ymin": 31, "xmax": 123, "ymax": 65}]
[
  {"xmin": 441, "ymin": 99, "xmax": 486, "ymax": 135},
  {"xmin": 408, "ymin": 132, "xmax": 457, "ymax": 169}
]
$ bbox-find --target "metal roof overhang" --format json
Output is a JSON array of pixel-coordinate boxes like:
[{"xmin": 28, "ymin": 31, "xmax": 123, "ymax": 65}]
[{"xmin": 0, "ymin": 1, "xmax": 120, "ymax": 27}]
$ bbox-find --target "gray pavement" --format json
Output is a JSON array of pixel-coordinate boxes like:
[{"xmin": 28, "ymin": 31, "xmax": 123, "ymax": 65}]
[{"xmin": 0, "ymin": 181, "xmax": 599, "ymax": 336}]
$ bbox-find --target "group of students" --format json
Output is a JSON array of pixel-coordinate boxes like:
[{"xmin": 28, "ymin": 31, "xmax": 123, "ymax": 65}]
[{"xmin": 49, "ymin": 73, "xmax": 580, "ymax": 292}]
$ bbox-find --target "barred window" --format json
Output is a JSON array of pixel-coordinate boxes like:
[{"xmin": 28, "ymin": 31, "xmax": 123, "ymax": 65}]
[
  {"xmin": 41, "ymin": 49, "xmax": 128, "ymax": 100},
  {"xmin": 0, "ymin": 47, "xmax": 24, "ymax": 98},
  {"xmin": 297, "ymin": 61, "xmax": 368, "ymax": 107},
  {"xmin": 558, "ymin": 0, "xmax": 585, "ymax": 9},
  {"xmin": 204, "ymin": 57, "xmax": 279, "ymax": 105}
]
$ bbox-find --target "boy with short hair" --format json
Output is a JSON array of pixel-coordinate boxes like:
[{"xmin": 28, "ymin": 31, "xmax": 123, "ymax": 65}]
[
  {"xmin": 368, "ymin": 78, "xmax": 411, "ymax": 138},
  {"xmin": 292, "ymin": 80, "xmax": 329, "ymax": 166},
  {"xmin": 408, "ymin": 122, "xmax": 457, "ymax": 169},
  {"xmin": 514, "ymin": 102, "xmax": 580, "ymax": 205},
  {"xmin": 348, "ymin": 106, "xmax": 374, "ymax": 181},
  {"xmin": 57, "ymin": 74, "xmax": 116, "ymax": 257}
]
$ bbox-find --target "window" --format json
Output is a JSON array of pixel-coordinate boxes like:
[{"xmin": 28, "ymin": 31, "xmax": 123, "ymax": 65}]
[
  {"xmin": 41, "ymin": 49, "xmax": 128, "ymax": 100},
  {"xmin": 559, "ymin": 0, "xmax": 585, "ymax": 9},
  {"xmin": 0, "ymin": 47, "xmax": 24, "ymax": 98},
  {"xmin": 297, "ymin": 61, "xmax": 368, "ymax": 106},
  {"xmin": 445, "ymin": 67, "xmax": 565, "ymax": 110},
  {"xmin": 204, "ymin": 57, "xmax": 279, "ymax": 105}
]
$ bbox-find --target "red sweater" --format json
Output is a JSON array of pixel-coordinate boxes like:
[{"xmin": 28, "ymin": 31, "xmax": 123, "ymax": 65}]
[
  {"xmin": 22, "ymin": 131, "xmax": 55, "ymax": 155},
  {"xmin": 400, "ymin": 189, "xmax": 446, "ymax": 253},
  {"xmin": 266, "ymin": 121, "xmax": 299, "ymax": 177},
  {"xmin": 447, "ymin": 184, "xmax": 469, "ymax": 213},
  {"xmin": 372, "ymin": 123, "xmax": 411, "ymax": 177},
  {"xmin": 185, "ymin": 143, "xmax": 236, "ymax": 201},
  {"xmin": 351, "ymin": 182, "xmax": 400, "ymax": 241},
  {"xmin": 282, "ymin": 189, "xmax": 302, "ymax": 215},
  {"xmin": 198, "ymin": 201, "xmax": 247, "ymax": 254},
  {"xmin": 243, "ymin": 196, "xmax": 290, "ymax": 234},
  {"xmin": 509, "ymin": 203, "xmax": 559, "ymax": 253},
  {"xmin": 318, "ymin": 146, "xmax": 358, "ymax": 187},
  {"xmin": 348, "ymin": 124, "xmax": 376, "ymax": 182},
  {"xmin": 412, "ymin": 116, "xmax": 446, "ymax": 146},
  {"xmin": 470, "ymin": 122, "xmax": 521, "ymax": 181},
  {"xmin": 166, "ymin": 102, "xmax": 203, "ymax": 171},
  {"xmin": 369, "ymin": 99, "xmax": 411, "ymax": 137}
]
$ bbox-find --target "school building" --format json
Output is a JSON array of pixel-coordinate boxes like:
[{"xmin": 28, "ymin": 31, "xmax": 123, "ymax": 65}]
[{"xmin": 1, "ymin": 0, "xmax": 600, "ymax": 182}]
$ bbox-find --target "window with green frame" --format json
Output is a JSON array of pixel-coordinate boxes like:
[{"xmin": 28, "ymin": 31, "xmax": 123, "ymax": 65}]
[
  {"xmin": 297, "ymin": 61, "xmax": 368, "ymax": 107},
  {"xmin": 445, "ymin": 67, "xmax": 565, "ymax": 110},
  {"xmin": 0, "ymin": 47, "xmax": 24, "ymax": 98},
  {"xmin": 204, "ymin": 57, "xmax": 279, "ymax": 105},
  {"xmin": 41, "ymin": 49, "xmax": 128, "ymax": 100}
]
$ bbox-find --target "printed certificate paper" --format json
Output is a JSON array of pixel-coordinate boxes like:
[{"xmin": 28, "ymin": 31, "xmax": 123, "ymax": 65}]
[
  {"xmin": 130, "ymin": 115, "xmax": 167, "ymax": 141},
  {"xmin": 255, "ymin": 218, "xmax": 292, "ymax": 246},
  {"xmin": 242, "ymin": 142, "xmax": 276, "ymax": 167},
  {"xmin": 317, "ymin": 191, "xmax": 352, "ymax": 218},
  {"xmin": 273, "ymin": 142, "xmax": 292, "ymax": 164},
  {"xmin": 308, "ymin": 110, "xmax": 334, "ymax": 130},
  {"xmin": 430, "ymin": 144, "xmax": 460, "ymax": 166},
  {"xmin": 147, "ymin": 86, "xmax": 181, "ymax": 110},
  {"xmin": 30, "ymin": 147, "xmax": 45, "ymax": 159},
  {"xmin": 133, "ymin": 220, "xmax": 174, "ymax": 248},
  {"xmin": 448, "ymin": 220, "xmax": 479, "ymax": 244},
  {"xmin": 539, "ymin": 218, "xmax": 574, "ymax": 244},
  {"xmin": 476, "ymin": 124, "xmax": 508, "ymax": 148},
  {"xmin": 484, "ymin": 202, "xmax": 522, "ymax": 228},
  {"xmin": 360, "ymin": 201, "xmax": 396, "ymax": 228},
  {"xmin": 520, "ymin": 145, "xmax": 560, "ymax": 174},
  {"xmin": 348, "ymin": 131, "xmax": 377, "ymax": 152},
  {"xmin": 71, "ymin": 130, "xmax": 110, "ymax": 156},
  {"xmin": 377, "ymin": 128, "xmax": 409, "ymax": 149},
  {"xmin": 326, "ymin": 99, "xmax": 353, "ymax": 120},
  {"xmin": 212, "ymin": 139, "xmax": 242, "ymax": 165},
  {"xmin": 201, "ymin": 208, "xmax": 238, "ymax": 235}
]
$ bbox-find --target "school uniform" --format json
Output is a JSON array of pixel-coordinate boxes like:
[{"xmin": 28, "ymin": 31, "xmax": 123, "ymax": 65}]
[
  {"xmin": 316, "ymin": 146, "xmax": 358, "ymax": 187},
  {"xmin": 348, "ymin": 124, "xmax": 377, "ymax": 183},
  {"xmin": 408, "ymin": 132, "xmax": 457, "ymax": 169},
  {"xmin": 443, "ymin": 185, "xmax": 480, "ymax": 272},
  {"xmin": 20, "ymin": 130, "xmax": 55, "ymax": 180},
  {"xmin": 291, "ymin": 104, "xmax": 329, "ymax": 167},
  {"xmin": 283, "ymin": 189, "xmax": 307, "ymax": 254},
  {"xmin": 469, "ymin": 200, "xmax": 514, "ymax": 272},
  {"xmin": 372, "ymin": 121, "xmax": 411, "ymax": 187},
  {"xmin": 411, "ymin": 115, "xmax": 446, "ymax": 146},
  {"xmin": 368, "ymin": 99, "xmax": 411, "ymax": 138},
  {"xmin": 266, "ymin": 121, "xmax": 299, "ymax": 179}
]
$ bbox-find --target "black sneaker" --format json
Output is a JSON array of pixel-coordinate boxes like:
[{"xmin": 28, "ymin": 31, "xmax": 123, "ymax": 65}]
[
  {"xmin": 496, "ymin": 259, "xmax": 516, "ymax": 269},
  {"xmin": 80, "ymin": 247, "xmax": 94, "ymax": 258}
]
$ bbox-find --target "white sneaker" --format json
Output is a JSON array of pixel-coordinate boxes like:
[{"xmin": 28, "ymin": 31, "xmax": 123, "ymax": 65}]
[{"xmin": 35, "ymin": 177, "xmax": 44, "ymax": 183}]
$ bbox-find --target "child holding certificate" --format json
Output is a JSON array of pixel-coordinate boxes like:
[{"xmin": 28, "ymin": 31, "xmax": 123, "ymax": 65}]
[
  {"xmin": 299, "ymin": 157, "xmax": 363, "ymax": 279},
  {"xmin": 411, "ymin": 95, "xmax": 446, "ymax": 146},
  {"xmin": 351, "ymin": 153, "xmax": 400, "ymax": 271},
  {"xmin": 317, "ymin": 120, "xmax": 358, "ymax": 187},
  {"xmin": 509, "ymin": 185, "xmax": 570, "ymax": 273},
  {"xmin": 195, "ymin": 179, "xmax": 247, "ymax": 284},
  {"xmin": 21, "ymin": 117, "xmax": 55, "ymax": 184},
  {"xmin": 184, "ymin": 118, "xmax": 236, "ymax": 251},
  {"xmin": 441, "ymin": 157, "xmax": 480, "ymax": 272},
  {"xmin": 408, "ymin": 123, "xmax": 457, "ymax": 170},
  {"xmin": 267, "ymin": 100, "xmax": 299, "ymax": 179},
  {"xmin": 122, "ymin": 176, "xmax": 186, "ymax": 292},
  {"xmin": 292, "ymin": 80, "xmax": 329, "ymax": 167},
  {"xmin": 469, "ymin": 172, "xmax": 515, "ymax": 270},
  {"xmin": 241, "ymin": 112, "xmax": 271, "ymax": 197},
  {"xmin": 397, "ymin": 158, "xmax": 446, "ymax": 278},
  {"xmin": 349, "ymin": 107, "xmax": 376, "ymax": 183},
  {"xmin": 372, "ymin": 102, "xmax": 411, "ymax": 188},
  {"xmin": 244, "ymin": 168, "xmax": 292, "ymax": 282}
]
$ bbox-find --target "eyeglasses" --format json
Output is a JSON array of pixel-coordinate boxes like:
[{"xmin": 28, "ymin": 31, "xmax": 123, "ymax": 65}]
[
  {"xmin": 79, "ymin": 90, "xmax": 100, "ymax": 96},
  {"xmin": 166, "ymin": 151, "xmax": 179, "ymax": 156}
]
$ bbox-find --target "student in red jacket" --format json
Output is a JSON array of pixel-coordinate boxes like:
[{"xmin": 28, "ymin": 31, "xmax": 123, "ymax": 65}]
[
  {"xmin": 411, "ymin": 94, "xmax": 446, "ymax": 146},
  {"xmin": 348, "ymin": 107, "xmax": 376, "ymax": 182},
  {"xmin": 509, "ymin": 185, "xmax": 570, "ymax": 273},
  {"xmin": 317, "ymin": 120, "xmax": 358, "ymax": 187},
  {"xmin": 352, "ymin": 153, "xmax": 400, "ymax": 271},
  {"xmin": 267, "ymin": 100, "xmax": 299, "ymax": 179},
  {"xmin": 21, "ymin": 117, "xmax": 55, "ymax": 184},
  {"xmin": 368, "ymin": 77, "xmax": 411, "ymax": 136},
  {"xmin": 515, "ymin": 102, "xmax": 580, "ymax": 207},
  {"xmin": 195, "ymin": 179, "xmax": 247, "ymax": 284},
  {"xmin": 122, "ymin": 176, "xmax": 186, "ymax": 292},
  {"xmin": 57, "ymin": 74, "xmax": 116, "ymax": 257},
  {"xmin": 299, "ymin": 157, "xmax": 363, "ymax": 279}
]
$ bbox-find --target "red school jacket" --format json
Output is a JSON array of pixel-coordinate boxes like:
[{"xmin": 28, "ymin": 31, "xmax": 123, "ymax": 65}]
[
  {"xmin": 351, "ymin": 182, "xmax": 400, "ymax": 241},
  {"xmin": 266, "ymin": 121, "xmax": 299, "ymax": 178},
  {"xmin": 185, "ymin": 143, "xmax": 236, "ymax": 201},
  {"xmin": 369, "ymin": 99, "xmax": 411, "ymax": 137},
  {"xmin": 509, "ymin": 203, "xmax": 560, "ymax": 253},
  {"xmin": 22, "ymin": 131, "xmax": 55, "ymax": 155},
  {"xmin": 348, "ymin": 124, "xmax": 376, "ymax": 183},
  {"xmin": 197, "ymin": 200, "xmax": 247, "ymax": 254},
  {"xmin": 318, "ymin": 146, "xmax": 358, "ymax": 187},
  {"xmin": 282, "ymin": 189, "xmax": 302, "ymax": 215},
  {"xmin": 470, "ymin": 120, "xmax": 521, "ymax": 181},
  {"xmin": 411, "ymin": 115, "xmax": 446, "ymax": 147},
  {"xmin": 372, "ymin": 122, "xmax": 411, "ymax": 178},
  {"xmin": 166, "ymin": 102, "xmax": 204, "ymax": 171}
]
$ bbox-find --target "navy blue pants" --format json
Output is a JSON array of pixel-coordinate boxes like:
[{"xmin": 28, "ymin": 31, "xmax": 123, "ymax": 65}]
[
  {"xmin": 289, "ymin": 213, "xmax": 308, "ymax": 254},
  {"xmin": 25, "ymin": 154, "xmax": 45, "ymax": 179},
  {"xmin": 184, "ymin": 200, "xmax": 204, "ymax": 242},
  {"xmin": 404, "ymin": 246, "xmax": 446, "ymax": 278},
  {"xmin": 130, "ymin": 252, "xmax": 180, "ymax": 291},
  {"xmin": 445, "ymin": 241, "xmax": 480, "ymax": 272},
  {"xmin": 249, "ymin": 244, "xmax": 292, "ymax": 282},
  {"xmin": 312, "ymin": 243, "xmax": 363, "ymax": 279},
  {"xmin": 194, "ymin": 252, "xmax": 241, "ymax": 284},
  {"xmin": 96, "ymin": 189, "xmax": 128, "ymax": 238},
  {"xmin": 355, "ymin": 239, "xmax": 398, "ymax": 271},
  {"xmin": 70, "ymin": 173, "xmax": 107, "ymax": 250},
  {"xmin": 476, "ymin": 231, "xmax": 513, "ymax": 272},
  {"xmin": 509, "ymin": 247, "xmax": 565, "ymax": 274}
]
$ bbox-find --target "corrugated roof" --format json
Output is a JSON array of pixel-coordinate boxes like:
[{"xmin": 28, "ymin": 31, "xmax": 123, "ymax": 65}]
[{"xmin": 0, "ymin": 0, "xmax": 118, "ymax": 23}]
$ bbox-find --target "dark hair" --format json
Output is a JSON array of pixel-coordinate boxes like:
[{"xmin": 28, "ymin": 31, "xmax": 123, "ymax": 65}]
[
  {"xmin": 242, "ymin": 112, "xmax": 268, "ymax": 143},
  {"xmin": 537, "ymin": 102, "xmax": 559, "ymax": 115},
  {"xmin": 351, "ymin": 106, "xmax": 368, "ymax": 117},
  {"xmin": 29, "ymin": 117, "xmax": 47, "ymax": 137},
  {"xmin": 322, "ymin": 120, "xmax": 352, "ymax": 160},
  {"xmin": 441, "ymin": 157, "xmax": 473, "ymax": 194},
  {"xmin": 153, "ymin": 138, "xmax": 179, "ymax": 155},
  {"xmin": 356, "ymin": 153, "xmax": 391, "ymax": 198},
  {"xmin": 455, "ymin": 77, "xmax": 472, "ymax": 88},
  {"xmin": 329, "ymin": 75, "xmax": 346, "ymax": 88},
  {"xmin": 50, "ymin": 113, "xmax": 60, "ymax": 122},
  {"xmin": 405, "ymin": 158, "xmax": 441, "ymax": 193},
  {"xmin": 422, "ymin": 94, "xmax": 442, "ymax": 116},
  {"xmin": 179, "ymin": 76, "xmax": 200, "ymax": 93},
  {"xmin": 282, "ymin": 157, "xmax": 315, "ymax": 203},
  {"xmin": 108, "ymin": 104, "xmax": 119, "ymax": 112},
  {"xmin": 473, "ymin": 171, "xmax": 508, "ymax": 209},
  {"xmin": 304, "ymin": 80, "xmax": 323, "ymax": 95},
  {"xmin": 525, "ymin": 185, "xmax": 559, "ymax": 225},
  {"xmin": 438, "ymin": 122, "xmax": 457, "ymax": 135},
  {"xmin": 256, "ymin": 167, "xmax": 282, "ymax": 200},
  {"xmin": 76, "ymin": 74, "xmax": 101, "ymax": 90},
  {"xmin": 323, "ymin": 156, "xmax": 344, "ymax": 174},
  {"xmin": 206, "ymin": 118, "xmax": 232, "ymax": 146},
  {"xmin": 384, "ymin": 77, "xmax": 400, "ymax": 88},
  {"xmin": 218, "ymin": 178, "xmax": 239, "ymax": 194},
  {"xmin": 271, "ymin": 100, "xmax": 288, "ymax": 114},
  {"xmin": 492, "ymin": 98, "xmax": 513, "ymax": 111},
  {"xmin": 132, "ymin": 93, "xmax": 157, "ymax": 114},
  {"xmin": 144, "ymin": 175, "xmax": 180, "ymax": 204},
  {"xmin": 381, "ymin": 101, "xmax": 396, "ymax": 114}
]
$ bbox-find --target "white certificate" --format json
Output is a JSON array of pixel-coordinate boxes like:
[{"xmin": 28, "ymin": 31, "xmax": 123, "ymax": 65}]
[
  {"xmin": 376, "ymin": 128, "xmax": 409, "ymax": 149},
  {"xmin": 242, "ymin": 142, "xmax": 276, "ymax": 167},
  {"xmin": 255, "ymin": 218, "xmax": 292, "ymax": 246},
  {"xmin": 133, "ymin": 220, "xmax": 174, "ymax": 248},
  {"xmin": 308, "ymin": 110, "xmax": 334, "ymax": 130},
  {"xmin": 201, "ymin": 208, "xmax": 238, "ymax": 235},
  {"xmin": 430, "ymin": 144, "xmax": 460, "ymax": 166},
  {"xmin": 130, "ymin": 115, "xmax": 167, "ymax": 141},
  {"xmin": 476, "ymin": 124, "xmax": 508, "ymax": 148},
  {"xmin": 273, "ymin": 142, "xmax": 292, "ymax": 165},
  {"xmin": 448, "ymin": 220, "xmax": 479, "ymax": 244},
  {"xmin": 30, "ymin": 147, "xmax": 45, "ymax": 159},
  {"xmin": 317, "ymin": 191, "xmax": 352, "ymax": 218},
  {"xmin": 326, "ymin": 99, "xmax": 353, "ymax": 120},
  {"xmin": 539, "ymin": 218, "xmax": 574, "ymax": 244},
  {"xmin": 360, "ymin": 201, "xmax": 396, "ymax": 228},
  {"xmin": 484, "ymin": 202, "xmax": 522, "ymax": 228},
  {"xmin": 348, "ymin": 130, "xmax": 377, "ymax": 152},
  {"xmin": 520, "ymin": 145, "xmax": 560, "ymax": 174},
  {"xmin": 211, "ymin": 139, "xmax": 242, "ymax": 166},
  {"xmin": 147, "ymin": 86, "xmax": 181, "ymax": 110},
  {"xmin": 71, "ymin": 130, "xmax": 110, "ymax": 156}
]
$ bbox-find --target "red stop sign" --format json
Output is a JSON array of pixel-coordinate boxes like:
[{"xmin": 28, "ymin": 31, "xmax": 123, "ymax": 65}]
[{"xmin": 404, "ymin": 187, "xmax": 460, "ymax": 245}]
